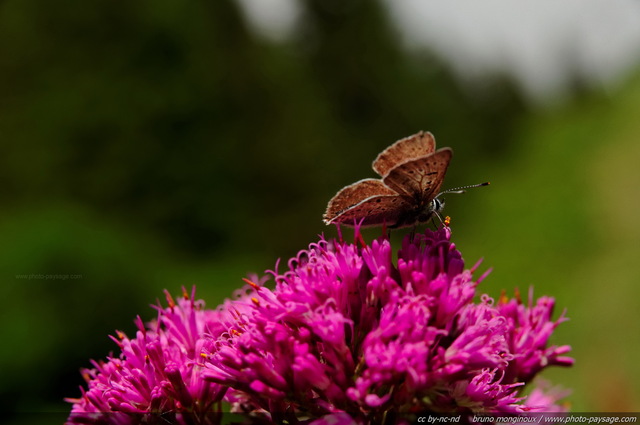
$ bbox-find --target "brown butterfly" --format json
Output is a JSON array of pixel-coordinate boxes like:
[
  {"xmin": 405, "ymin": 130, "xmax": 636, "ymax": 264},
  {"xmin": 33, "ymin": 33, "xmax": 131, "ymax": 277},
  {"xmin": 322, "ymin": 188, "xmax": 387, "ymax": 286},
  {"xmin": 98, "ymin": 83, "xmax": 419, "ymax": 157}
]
[{"xmin": 323, "ymin": 131, "xmax": 488, "ymax": 228}]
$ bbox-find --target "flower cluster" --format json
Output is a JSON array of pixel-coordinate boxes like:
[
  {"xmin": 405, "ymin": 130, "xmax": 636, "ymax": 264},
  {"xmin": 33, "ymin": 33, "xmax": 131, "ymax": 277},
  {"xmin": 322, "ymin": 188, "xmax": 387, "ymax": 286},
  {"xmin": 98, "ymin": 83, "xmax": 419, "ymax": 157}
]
[
  {"xmin": 66, "ymin": 288, "xmax": 227, "ymax": 425},
  {"xmin": 67, "ymin": 228, "xmax": 573, "ymax": 424}
]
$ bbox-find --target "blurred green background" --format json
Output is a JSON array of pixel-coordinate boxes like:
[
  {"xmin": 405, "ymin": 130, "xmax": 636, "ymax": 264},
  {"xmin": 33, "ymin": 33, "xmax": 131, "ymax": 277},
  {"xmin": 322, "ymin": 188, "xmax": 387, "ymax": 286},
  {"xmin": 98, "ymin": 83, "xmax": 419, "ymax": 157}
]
[{"xmin": 1, "ymin": 0, "xmax": 639, "ymax": 421}]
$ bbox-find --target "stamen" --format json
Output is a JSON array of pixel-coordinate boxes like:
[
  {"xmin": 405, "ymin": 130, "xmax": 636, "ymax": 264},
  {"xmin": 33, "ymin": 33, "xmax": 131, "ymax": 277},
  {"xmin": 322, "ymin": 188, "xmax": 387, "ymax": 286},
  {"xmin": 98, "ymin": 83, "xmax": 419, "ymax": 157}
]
[{"xmin": 242, "ymin": 278, "xmax": 261, "ymax": 291}]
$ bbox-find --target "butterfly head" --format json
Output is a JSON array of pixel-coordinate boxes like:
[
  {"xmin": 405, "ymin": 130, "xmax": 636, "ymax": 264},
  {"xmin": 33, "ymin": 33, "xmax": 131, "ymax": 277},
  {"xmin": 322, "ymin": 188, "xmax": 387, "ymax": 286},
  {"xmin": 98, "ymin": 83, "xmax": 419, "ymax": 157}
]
[
  {"xmin": 431, "ymin": 197, "xmax": 445, "ymax": 215},
  {"xmin": 417, "ymin": 197, "xmax": 445, "ymax": 223}
]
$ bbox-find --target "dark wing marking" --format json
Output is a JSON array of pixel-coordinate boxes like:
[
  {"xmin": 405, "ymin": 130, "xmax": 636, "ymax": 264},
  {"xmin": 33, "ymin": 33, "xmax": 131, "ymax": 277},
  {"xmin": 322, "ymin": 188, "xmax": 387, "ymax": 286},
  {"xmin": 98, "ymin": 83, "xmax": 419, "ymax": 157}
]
[
  {"xmin": 323, "ymin": 178, "xmax": 397, "ymax": 223},
  {"xmin": 382, "ymin": 148, "xmax": 452, "ymax": 202},
  {"xmin": 324, "ymin": 194, "xmax": 411, "ymax": 228},
  {"xmin": 372, "ymin": 131, "xmax": 436, "ymax": 177}
]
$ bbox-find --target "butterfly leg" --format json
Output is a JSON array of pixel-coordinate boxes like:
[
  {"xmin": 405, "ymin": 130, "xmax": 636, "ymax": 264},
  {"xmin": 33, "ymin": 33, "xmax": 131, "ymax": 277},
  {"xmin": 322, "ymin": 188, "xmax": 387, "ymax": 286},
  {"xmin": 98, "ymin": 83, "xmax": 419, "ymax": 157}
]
[
  {"xmin": 382, "ymin": 220, "xmax": 392, "ymax": 239},
  {"xmin": 409, "ymin": 224, "xmax": 417, "ymax": 242},
  {"xmin": 432, "ymin": 210, "xmax": 447, "ymax": 229}
]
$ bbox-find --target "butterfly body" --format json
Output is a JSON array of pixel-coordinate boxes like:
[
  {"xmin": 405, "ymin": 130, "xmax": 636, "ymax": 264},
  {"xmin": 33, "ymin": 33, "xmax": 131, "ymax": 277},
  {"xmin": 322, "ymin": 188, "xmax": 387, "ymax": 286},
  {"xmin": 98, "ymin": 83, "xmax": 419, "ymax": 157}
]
[
  {"xmin": 323, "ymin": 131, "xmax": 487, "ymax": 228},
  {"xmin": 398, "ymin": 197, "xmax": 445, "ymax": 228}
]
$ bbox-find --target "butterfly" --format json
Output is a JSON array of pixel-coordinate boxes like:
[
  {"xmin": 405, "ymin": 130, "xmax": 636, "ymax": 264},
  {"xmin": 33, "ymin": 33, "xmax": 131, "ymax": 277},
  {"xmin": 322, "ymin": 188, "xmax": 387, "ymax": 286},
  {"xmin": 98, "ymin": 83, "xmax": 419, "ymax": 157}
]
[{"xmin": 323, "ymin": 131, "xmax": 488, "ymax": 228}]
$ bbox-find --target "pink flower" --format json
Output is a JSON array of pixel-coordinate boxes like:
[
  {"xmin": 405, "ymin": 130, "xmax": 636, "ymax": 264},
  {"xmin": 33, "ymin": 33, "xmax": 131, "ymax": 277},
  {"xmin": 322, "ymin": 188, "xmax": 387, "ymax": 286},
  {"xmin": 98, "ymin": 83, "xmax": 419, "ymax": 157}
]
[
  {"xmin": 66, "ymin": 287, "xmax": 227, "ymax": 425},
  {"xmin": 497, "ymin": 289, "xmax": 574, "ymax": 383},
  {"xmin": 67, "ymin": 227, "xmax": 573, "ymax": 424},
  {"xmin": 202, "ymin": 228, "xmax": 573, "ymax": 421}
]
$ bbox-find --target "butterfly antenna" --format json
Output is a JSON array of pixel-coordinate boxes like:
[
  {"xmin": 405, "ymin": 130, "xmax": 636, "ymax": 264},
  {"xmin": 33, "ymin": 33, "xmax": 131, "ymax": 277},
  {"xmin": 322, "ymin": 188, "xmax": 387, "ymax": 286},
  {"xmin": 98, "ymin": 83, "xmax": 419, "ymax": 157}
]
[{"xmin": 439, "ymin": 181, "xmax": 490, "ymax": 195}]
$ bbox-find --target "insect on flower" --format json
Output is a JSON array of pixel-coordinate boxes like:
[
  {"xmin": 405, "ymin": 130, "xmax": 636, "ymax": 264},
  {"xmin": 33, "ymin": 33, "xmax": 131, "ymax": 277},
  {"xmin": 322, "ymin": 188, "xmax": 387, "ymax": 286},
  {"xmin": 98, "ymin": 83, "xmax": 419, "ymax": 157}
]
[{"xmin": 323, "ymin": 131, "xmax": 489, "ymax": 228}]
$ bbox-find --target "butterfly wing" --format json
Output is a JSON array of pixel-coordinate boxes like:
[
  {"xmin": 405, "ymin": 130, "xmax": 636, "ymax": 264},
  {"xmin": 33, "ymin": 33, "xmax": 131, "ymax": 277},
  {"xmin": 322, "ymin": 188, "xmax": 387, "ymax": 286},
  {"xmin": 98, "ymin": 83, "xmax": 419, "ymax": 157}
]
[
  {"xmin": 372, "ymin": 131, "xmax": 436, "ymax": 177},
  {"xmin": 325, "ymin": 194, "xmax": 411, "ymax": 228},
  {"xmin": 382, "ymin": 148, "xmax": 452, "ymax": 202},
  {"xmin": 323, "ymin": 178, "xmax": 408, "ymax": 227}
]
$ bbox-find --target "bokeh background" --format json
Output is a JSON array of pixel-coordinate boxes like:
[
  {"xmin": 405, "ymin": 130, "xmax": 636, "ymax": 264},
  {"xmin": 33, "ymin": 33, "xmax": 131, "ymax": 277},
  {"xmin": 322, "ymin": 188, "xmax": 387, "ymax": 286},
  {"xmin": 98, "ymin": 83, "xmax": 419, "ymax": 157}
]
[{"xmin": 2, "ymin": 0, "xmax": 640, "ymax": 422}]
